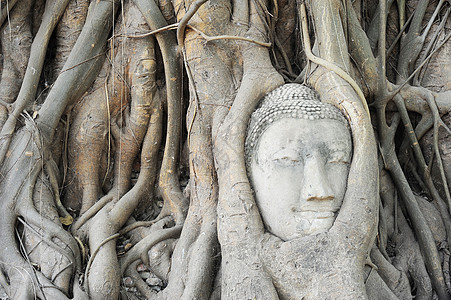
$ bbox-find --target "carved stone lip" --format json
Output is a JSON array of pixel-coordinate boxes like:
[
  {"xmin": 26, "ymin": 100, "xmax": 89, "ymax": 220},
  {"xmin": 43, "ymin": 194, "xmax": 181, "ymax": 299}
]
[{"xmin": 293, "ymin": 209, "xmax": 338, "ymax": 219}]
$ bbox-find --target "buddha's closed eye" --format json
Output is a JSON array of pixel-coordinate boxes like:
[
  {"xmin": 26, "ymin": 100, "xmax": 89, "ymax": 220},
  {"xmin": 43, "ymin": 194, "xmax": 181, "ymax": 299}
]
[{"xmin": 271, "ymin": 149, "xmax": 302, "ymax": 166}]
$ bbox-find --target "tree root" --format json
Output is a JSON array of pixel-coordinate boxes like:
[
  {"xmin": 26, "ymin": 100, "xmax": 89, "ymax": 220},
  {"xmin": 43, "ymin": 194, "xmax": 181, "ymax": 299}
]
[
  {"xmin": 214, "ymin": 1, "xmax": 285, "ymax": 298},
  {"xmin": 370, "ymin": 247, "xmax": 412, "ymax": 299},
  {"xmin": 77, "ymin": 91, "xmax": 161, "ymax": 240},
  {"xmin": 176, "ymin": 0, "xmax": 208, "ymax": 50},
  {"xmin": 134, "ymin": 0, "xmax": 187, "ymax": 226},
  {"xmin": 36, "ymin": 0, "xmax": 120, "ymax": 142},
  {"xmin": 52, "ymin": 0, "xmax": 90, "ymax": 79},
  {"xmin": 120, "ymin": 225, "xmax": 182, "ymax": 275},
  {"xmin": 0, "ymin": 0, "xmax": 19, "ymax": 27},
  {"xmin": 0, "ymin": 142, "xmax": 84, "ymax": 299},
  {"xmin": 376, "ymin": 89, "xmax": 450, "ymax": 298},
  {"xmin": 393, "ymin": 210, "xmax": 434, "ymax": 299},
  {"xmin": 45, "ymin": 159, "xmax": 73, "ymax": 225},
  {"xmin": 0, "ymin": 1, "xmax": 449, "ymax": 299},
  {"xmin": 18, "ymin": 206, "xmax": 80, "ymax": 270},
  {"xmin": 300, "ymin": 3, "xmax": 370, "ymax": 117},
  {"xmin": 110, "ymin": 97, "xmax": 163, "ymax": 224},
  {"xmin": 72, "ymin": 194, "xmax": 113, "ymax": 234},
  {"xmin": 0, "ymin": 0, "xmax": 71, "ymax": 166},
  {"xmin": 18, "ymin": 216, "xmax": 75, "ymax": 274},
  {"xmin": 78, "ymin": 4, "xmax": 163, "ymax": 298},
  {"xmin": 0, "ymin": 0, "xmax": 33, "ymax": 130},
  {"xmin": 392, "ymin": 89, "xmax": 451, "ymax": 245},
  {"xmin": 124, "ymin": 261, "xmax": 157, "ymax": 299},
  {"xmin": 444, "ymin": 250, "xmax": 451, "ymax": 291},
  {"xmin": 1, "ymin": 246, "xmax": 88, "ymax": 300},
  {"xmin": 158, "ymin": 2, "xmax": 241, "ymax": 297}
]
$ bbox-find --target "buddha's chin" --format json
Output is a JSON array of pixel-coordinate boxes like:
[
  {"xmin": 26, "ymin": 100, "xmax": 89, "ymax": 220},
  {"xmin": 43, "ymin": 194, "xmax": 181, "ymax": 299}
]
[{"xmin": 294, "ymin": 215, "xmax": 336, "ymax": 238}]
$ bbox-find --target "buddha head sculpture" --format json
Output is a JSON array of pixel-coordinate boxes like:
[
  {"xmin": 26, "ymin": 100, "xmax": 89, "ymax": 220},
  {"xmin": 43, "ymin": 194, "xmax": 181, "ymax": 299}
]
[{"xmin": 246, "ymin": 83, "xmax": 352, "ymax": 241}]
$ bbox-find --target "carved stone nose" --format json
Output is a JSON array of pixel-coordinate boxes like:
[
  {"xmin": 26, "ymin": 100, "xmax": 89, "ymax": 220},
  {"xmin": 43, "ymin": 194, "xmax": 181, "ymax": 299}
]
[{"xmin": 301, "ymin": 154, "xmax": 334, "ymax": 201}]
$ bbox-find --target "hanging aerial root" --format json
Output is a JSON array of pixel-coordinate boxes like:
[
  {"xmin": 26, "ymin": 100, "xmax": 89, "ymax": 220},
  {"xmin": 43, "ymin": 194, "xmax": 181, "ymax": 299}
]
[
  {"xmin": 133, "ymin": 0, "xmax": 187, "ymax": 225},
  {"xmin": 393, "ymin": 90, "xmax": 451, "ymax": 217},
  {"xmin": 424, "ymin": 93, "xmax": 451, "ymax": 210},
  {"xmin": 36, "ymin": 0, "xmax": 121, "ymax": 142},
  {"xmin": 0, "ymin": 0, "xmax": 19, "ymax": 27},
  {"xmin": 109, "ymin": 96, "xmax": 163, "ymax": 223},
  {"xmin": 385, "ymin": 32, "xmax": 451, "ymax": 103},
  {"xmin": 300, "ymin": 3, "xmax": 369, "ymax": 118},
  {"xmin": 187, "ymin": 25, "xmax": 272, "ymax": 47},
  {"xmin": 394, "ymin": 86, "xmax": 451, "ymax": 251},
  {"xmin": 0, "ymin": 0, "xmax": 33, "ymax": 106},
  {"xmin": 396, "ymin": 0, "xmax": 446, "ymax": 83},
  {"xmin": 45, "ymin": 160, "xmax": 73, "ymax": 225},
  {"xmin": 414, "ymin": 5, "xmax": 450, "ymax": 85},
  {"xmin": 376, "ymin": 93, "xmax": 450, "ymax": 299},
  {"xmin": 0, "ymin": 0, "xmax": 71, "ymax": 166},
  {"xmin": 176, "ymin": 0, "xmax": 208, "ymax": 51}
]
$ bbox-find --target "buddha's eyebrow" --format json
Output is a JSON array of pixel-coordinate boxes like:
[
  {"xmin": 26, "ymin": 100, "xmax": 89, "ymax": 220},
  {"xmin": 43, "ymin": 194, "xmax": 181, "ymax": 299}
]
[
  {"xmin": 270, "ymin": 147, "xmax": 302, "ymax": 159},
  {"xmin": 319, "ymin": 140, "xmax": 351, "ymax": 155},
  {"xmin": 269, "ymin": 137, "xmax": 305, "ymax": 152}
]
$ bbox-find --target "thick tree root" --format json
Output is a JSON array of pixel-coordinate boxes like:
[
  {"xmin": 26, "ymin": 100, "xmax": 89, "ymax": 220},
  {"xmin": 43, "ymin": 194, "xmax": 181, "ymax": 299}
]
[
  {"xmin": 0, "ymin": 123, "xmax": 85, "ymax": 299},
  {"xmin": 120, "ymin": 226, "xmax": 182, "ymax": 275},
  {"xmin": 0, "ymin": 0, "xmax": 32, "ymax": 130},
  {"xmin": 0, "ymin": 0, "xmax": 71, "ymax": 166},
  {"xmin": 134, "ymin": 0, "xmax": 187, "ymax": 225}
]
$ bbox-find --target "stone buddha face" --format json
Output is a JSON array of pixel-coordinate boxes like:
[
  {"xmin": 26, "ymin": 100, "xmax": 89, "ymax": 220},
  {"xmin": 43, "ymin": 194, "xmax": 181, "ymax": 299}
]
[{"xmin": 246, "ymin": 84, "xmax": 352, "ymax": 241}]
